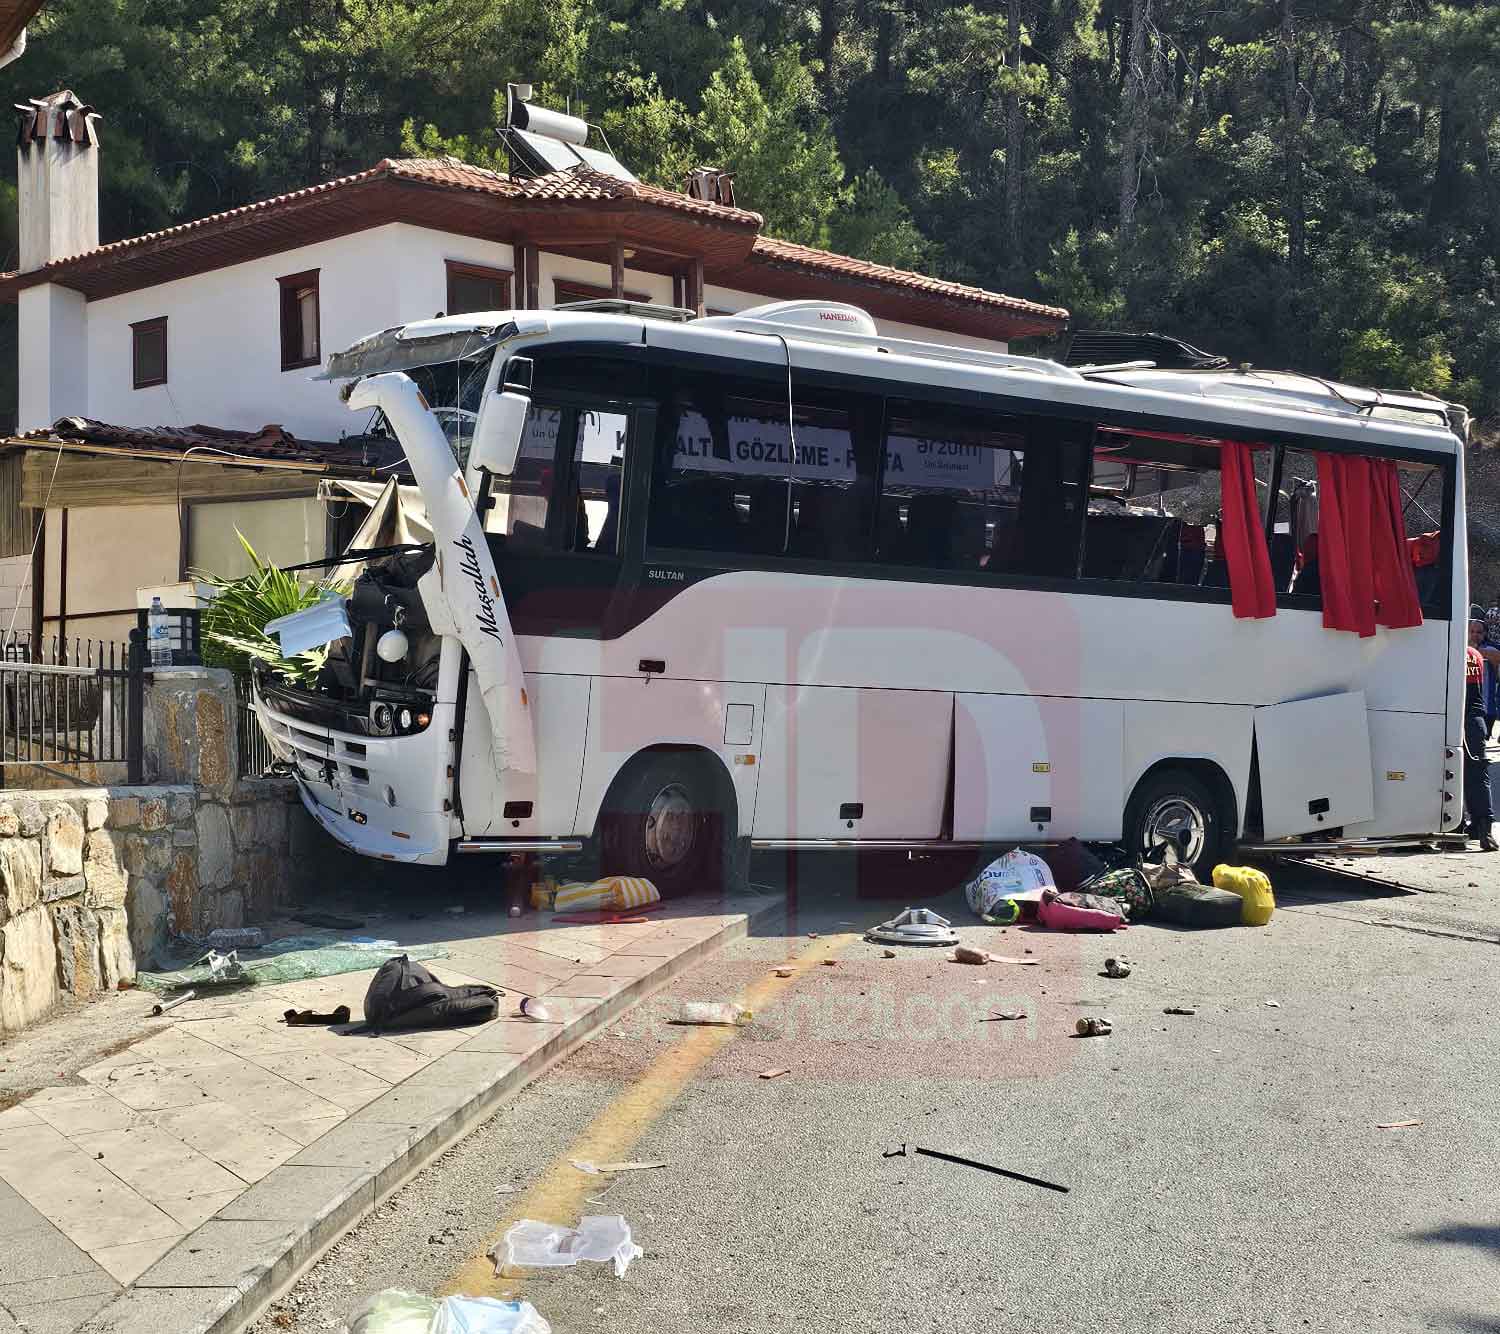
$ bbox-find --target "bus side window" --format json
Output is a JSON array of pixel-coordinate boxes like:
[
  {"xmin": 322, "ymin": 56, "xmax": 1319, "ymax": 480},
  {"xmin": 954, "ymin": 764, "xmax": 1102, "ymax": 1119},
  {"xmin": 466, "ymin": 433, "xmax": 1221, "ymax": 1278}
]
[
  {"xmin": 569, "ymin": 408, "xmax": 629, "ymax": 555},
  {"xmin": 876, "ymin": 401, "xmax": 1029, "ymax": 573},
  {"xmin": 491, "ymin": 404, "xmax": 563, "ymax": 547},
  {"xmin": 648, "ymin": 375, "xmax": 877, "ymax": 561}
]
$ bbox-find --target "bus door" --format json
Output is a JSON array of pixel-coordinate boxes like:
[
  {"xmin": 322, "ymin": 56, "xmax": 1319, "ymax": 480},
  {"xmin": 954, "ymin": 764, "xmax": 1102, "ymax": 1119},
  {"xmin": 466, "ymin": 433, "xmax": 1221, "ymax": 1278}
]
[{"xmin": 1252, "ymin": 690, "xmax": 1374, "ymax": 837}]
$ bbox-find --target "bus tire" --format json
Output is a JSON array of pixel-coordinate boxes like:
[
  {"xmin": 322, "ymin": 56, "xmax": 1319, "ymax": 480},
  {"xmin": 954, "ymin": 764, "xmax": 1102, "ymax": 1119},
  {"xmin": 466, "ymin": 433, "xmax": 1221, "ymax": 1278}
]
[
  {"xmin": 596, "ymin": 752, "xmax": 733, "ymax": 899},
  {"xmin": 1123, "ymin": 766, "xmax": 1229, "ymax": 880}
]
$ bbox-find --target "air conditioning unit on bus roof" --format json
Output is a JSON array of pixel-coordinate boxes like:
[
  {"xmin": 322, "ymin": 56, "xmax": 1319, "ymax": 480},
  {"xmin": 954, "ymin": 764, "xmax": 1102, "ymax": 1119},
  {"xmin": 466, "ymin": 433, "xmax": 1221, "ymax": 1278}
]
[{"xmin": 712, "ymin": 300, "xmax": 880, "ymax": 338}]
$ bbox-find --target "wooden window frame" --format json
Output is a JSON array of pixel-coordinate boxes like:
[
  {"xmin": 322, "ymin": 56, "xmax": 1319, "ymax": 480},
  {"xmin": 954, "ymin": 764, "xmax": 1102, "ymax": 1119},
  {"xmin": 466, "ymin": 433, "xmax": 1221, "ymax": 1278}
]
[
  {"xmin": 278, "ymin": 269, "xmax": 321, "ymax": 372},
  {"xmin": 445, "ymin": 260, "xmax": 512, "ymax": 316},
  {"xmin": 552, "ymin": 277, "xmax": 650, "ymax": 307},
  {"xmin": 130, "ymin": 316, "xmax": 168, "ymax": 389}
]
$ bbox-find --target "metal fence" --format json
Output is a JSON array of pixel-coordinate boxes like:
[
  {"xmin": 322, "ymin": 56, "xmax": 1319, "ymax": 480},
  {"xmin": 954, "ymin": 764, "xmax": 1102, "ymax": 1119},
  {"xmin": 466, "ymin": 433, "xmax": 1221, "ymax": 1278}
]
[
  {"xmin": 0, "ymin": 630, "xmax": 143, "ymax": 786},
  {"xmin": 234, "ymin": 672, "xmax": 276, "ymax": 779}
]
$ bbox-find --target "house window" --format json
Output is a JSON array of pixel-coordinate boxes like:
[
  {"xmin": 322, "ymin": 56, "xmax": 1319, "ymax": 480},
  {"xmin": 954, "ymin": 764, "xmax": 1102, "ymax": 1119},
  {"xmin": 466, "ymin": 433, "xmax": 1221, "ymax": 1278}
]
[
  {"xmin": 446, "ymin": 261, "xmax": 511, "ymax": 316},
  {"xmin": 552, "ymin": 278, "xmax": 649, "ymax": 307},
  {"xmin": 131, "ymin": 317, "xmax": 168, "ymax": 389},
  {"xmin": 186, "ymin": 496, "xmax": 328, "ymax": 581},
  {"xmin": 278, "ymin": 269, "xmax": 320, "ymax": 371}
]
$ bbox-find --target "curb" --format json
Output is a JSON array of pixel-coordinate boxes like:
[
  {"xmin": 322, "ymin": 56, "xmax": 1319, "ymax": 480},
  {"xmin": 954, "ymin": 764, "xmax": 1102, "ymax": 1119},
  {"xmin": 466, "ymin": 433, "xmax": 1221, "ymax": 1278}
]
[{"xmin": 81, "ymin": 892, "xmax": 783, "ymax": 1334}]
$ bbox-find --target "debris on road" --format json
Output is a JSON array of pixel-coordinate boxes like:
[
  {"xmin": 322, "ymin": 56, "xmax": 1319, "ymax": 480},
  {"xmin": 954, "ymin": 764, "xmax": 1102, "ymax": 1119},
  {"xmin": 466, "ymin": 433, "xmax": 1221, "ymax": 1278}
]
[
  {"xmin": 519, "ymin": 997, "xmax": 553, "ymax": 1022},
  {"xmin": 1075, "ymin": 1016, "xmax": 1114, "ymax": 1037},
  {"xmin": 363, "ymin": 956, "xmax": 500, "ymax": 1032},
  {"xmin": 1101, "ymin": 957, "xmax": 1132, "ymax": 978},
  {"xmin": 1163, "ymin": 1006, "xmax": 1197, "ymax": 1016},
  {"xmin": 1375, "ymin": 1120, "xmax": 1423, "ymax": 1130},
  {"xmin": 866, "ymin": 907, "xmax": 959, "ymax": 947},
  {"xmin": 881, "ymin": 949, "xmax": 897, "ymax": 959},
  {"xmin": 495, "ymin": 1215, "xmax": 642, "ymax": 1278},
  {"xmin": 988, "ymin": 955, "xmax": 1039, "ymax": 965},
  {"xmin": 675, "ymin": 1001, "xmax": 751, "ymax": 1026},
  {"xmin": 892, "ymin": 1143, "xmax": 1070, "ymax": 1194},
  {"xmin": 821, "ymin": 958, "xmax": 838, "ymax": 967},
  {"xmin": 348, "ymin": 1288, "xmax": 551, "ymax": 1333},
  {"xmin": 283, "ymin": 1005, "xmax": 352, "ymax": 1026},
  {"xmin": 572, "ymin": 1159, "xmax": 667, "ymax": 1174},
  {"xmin": 952, "ymin": 945, "xmax": 990, "ymax": 965},
  {"xmin": 759, "ymin": 1067, "xmax": 791, "ymax": 1080},
  {"xmin": 206, "ymin": 927, "xmax": 265, "ymax": 950},
  {"xmin": 1264, "ymin": 999, "xmax": 1282, "ymax": 1008},
  {"xmin": 772, "ymin": 967, "xmax": 795, "ymax": 977},
  {"xmin": 1213, "ymin": 864, "xmax": 1277, "ymax": 925},
  {"xmin": 150, "ymin": 989, "xmax": 196, "ymax": 1016},
  {"xmin": 984, "ymin": 1010, "xmax": 1027, "ymax": 1022}
]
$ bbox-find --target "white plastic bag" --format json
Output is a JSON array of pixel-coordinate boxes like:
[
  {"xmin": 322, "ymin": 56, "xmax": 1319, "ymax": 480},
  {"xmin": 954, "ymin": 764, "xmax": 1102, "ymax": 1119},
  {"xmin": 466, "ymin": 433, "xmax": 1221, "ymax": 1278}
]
[
  {"xmin": 965, "ymin": 849, "xmax": 1056, "ymax": 919},
  {"xmin": 496, "ymin": 1215, "xmax": 643, "ymax": 1278},
  {"xmin": 348, "ymin": 1290, "xmax": 551, "ymax": 1334},
  {"xmin": 434, "ymin": 1296, "xmax": 551, "ymax": 1334}
]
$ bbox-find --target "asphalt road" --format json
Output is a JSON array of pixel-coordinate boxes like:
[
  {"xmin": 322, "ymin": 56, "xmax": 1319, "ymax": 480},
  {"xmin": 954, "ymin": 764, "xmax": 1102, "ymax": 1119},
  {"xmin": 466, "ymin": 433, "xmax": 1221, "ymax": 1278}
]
[{"xmin": 254, "ymin": 852, "xmax": 1500, "ymax": 1334}]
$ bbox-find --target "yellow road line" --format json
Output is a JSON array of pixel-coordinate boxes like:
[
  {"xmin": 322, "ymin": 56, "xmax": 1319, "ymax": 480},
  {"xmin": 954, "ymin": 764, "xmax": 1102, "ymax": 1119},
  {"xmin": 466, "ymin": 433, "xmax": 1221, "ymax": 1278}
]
[{"xmin": 440, "ymin": 929, "xmax": 855, "ymax": 1297}]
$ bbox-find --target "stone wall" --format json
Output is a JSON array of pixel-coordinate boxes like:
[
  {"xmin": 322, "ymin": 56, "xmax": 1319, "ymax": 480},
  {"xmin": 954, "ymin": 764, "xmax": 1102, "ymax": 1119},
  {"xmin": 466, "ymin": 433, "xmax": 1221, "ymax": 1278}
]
[
  {"xmin": 0, "ymin": 781, "xmax": 305, "ymax": 1034},
  {"xmin": 0, "ymin": 665, "xmax": 342, "ymax": 1035}
]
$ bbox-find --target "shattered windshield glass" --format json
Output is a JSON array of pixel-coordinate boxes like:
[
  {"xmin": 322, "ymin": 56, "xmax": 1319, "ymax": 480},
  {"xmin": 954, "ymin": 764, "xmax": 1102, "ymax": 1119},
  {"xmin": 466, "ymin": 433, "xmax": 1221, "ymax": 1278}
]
[{"xmin": 403, "ymin": 349, "xmax": 497, "ymax": 470}]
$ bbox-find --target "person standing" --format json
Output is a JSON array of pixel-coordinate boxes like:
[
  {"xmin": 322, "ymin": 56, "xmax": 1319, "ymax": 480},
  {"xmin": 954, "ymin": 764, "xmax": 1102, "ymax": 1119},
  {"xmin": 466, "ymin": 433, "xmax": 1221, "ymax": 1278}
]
[{"xmin": 1464, "ymin": 618, "xmax": 1500, "ymax": 852}]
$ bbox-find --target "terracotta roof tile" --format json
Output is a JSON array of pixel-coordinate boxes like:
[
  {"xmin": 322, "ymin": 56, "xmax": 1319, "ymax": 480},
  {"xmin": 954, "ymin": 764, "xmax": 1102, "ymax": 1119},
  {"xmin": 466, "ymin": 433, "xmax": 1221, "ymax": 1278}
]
[
  {"xmin": 22, "ymin": 417, "xmax": 400, "ymax": 473},
  {"xmin": 749, "ymin": 236, "xmax": 1069, "ymax": 322}
]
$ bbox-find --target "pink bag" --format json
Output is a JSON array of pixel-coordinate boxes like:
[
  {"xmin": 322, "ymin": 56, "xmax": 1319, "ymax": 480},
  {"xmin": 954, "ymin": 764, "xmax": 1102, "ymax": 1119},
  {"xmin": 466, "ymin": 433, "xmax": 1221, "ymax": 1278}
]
[{"xmin": 1037, "ymin": 888, "xmax": 1127, "ymax": 932}]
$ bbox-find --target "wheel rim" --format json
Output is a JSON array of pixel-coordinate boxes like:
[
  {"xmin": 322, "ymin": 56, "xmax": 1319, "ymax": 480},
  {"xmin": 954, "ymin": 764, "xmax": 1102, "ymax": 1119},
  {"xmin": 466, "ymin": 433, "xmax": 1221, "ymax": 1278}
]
[
  {"xmin": 1141, "ymin": 793, "xmax": 1208, "ymax": 865},
  {"xmin": 643, "ymin": 782, "xmax": 697, "ymax": 871}
]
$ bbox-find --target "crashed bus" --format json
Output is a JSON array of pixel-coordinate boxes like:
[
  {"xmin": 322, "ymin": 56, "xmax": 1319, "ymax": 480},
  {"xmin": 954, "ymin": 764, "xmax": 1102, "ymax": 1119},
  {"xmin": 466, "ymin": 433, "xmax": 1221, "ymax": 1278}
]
[{"xmin": 252, "ymin": 300, "xmax": 1469, "ymax": 893}]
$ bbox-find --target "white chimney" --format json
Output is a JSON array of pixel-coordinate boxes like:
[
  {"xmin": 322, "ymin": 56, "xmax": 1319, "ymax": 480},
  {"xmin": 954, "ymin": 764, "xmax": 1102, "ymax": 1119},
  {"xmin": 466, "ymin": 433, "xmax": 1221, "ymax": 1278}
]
[{"xmin": 16, "ymin": 90, "xmax": 100, "ymax": 271}]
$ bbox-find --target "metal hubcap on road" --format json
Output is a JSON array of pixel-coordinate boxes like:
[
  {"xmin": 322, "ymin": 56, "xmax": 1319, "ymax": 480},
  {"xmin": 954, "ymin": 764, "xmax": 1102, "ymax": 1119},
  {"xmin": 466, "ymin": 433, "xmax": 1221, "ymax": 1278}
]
[
  {"xmin": 1142, "ymin": 794, "xmax": 1207, "ymax": 865},
  {"xmin": 644, "ymin": 782, "xmax": 697, "ymax": 871}
]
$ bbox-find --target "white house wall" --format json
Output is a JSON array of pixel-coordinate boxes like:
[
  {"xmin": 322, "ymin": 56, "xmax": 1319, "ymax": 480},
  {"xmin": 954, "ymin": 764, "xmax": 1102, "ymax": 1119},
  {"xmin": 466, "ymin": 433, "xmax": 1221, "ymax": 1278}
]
[{"xmin": 65, "ymin": 225, "xmax": 1013, "ymax": 444}]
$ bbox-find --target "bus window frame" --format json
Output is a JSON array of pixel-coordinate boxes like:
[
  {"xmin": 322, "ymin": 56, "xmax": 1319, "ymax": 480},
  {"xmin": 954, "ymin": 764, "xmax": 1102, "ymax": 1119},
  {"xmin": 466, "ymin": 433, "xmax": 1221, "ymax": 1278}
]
[{"xmin": 521, "ymin": 339, "xmax": 1456, "ymax": 624}]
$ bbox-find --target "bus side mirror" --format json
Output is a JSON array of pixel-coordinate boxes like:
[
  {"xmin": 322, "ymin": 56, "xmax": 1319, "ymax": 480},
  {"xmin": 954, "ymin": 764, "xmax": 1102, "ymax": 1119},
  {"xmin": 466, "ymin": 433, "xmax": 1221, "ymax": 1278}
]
[{"xmin": 469, "ymin": 357, "xmax": 534, "ymax": 477}]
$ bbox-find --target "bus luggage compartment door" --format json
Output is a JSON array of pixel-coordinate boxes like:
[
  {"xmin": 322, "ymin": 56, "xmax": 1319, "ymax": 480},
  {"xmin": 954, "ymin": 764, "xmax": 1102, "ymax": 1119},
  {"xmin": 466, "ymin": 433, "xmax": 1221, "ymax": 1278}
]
[
  {"xmin": 753, "ymin": 686, "xmax": 951, "ymax": 840},
  {"xmin": 953, "ymin": 694, "xmax": 1124, "ymax": 841},
  {"xmin": 1253, "ymin": 690, "xmax": 1374, "ymax": 838}
]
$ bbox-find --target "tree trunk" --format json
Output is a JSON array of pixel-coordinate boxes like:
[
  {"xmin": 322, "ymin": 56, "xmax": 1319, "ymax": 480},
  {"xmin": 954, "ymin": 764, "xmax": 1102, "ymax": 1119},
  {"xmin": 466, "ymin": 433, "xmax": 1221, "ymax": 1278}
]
[
  {"xmin": 1118, "ymin": 0, "xmax": 1148, "ymax": 242},
  {"xmin": 817, "ymin": 0, "xmax": 841, "ymax": 73},
  {"xmin": 1429, "ymin": 79, "xmax": 1459, "ymax": 225},
  {"xmin": 1005, "ymin": 0, "xmax": 1025, "ymax": 255},
  {"xmin": 1280, "ymin": 0, "xmax": 1304, "ymax": 280}
]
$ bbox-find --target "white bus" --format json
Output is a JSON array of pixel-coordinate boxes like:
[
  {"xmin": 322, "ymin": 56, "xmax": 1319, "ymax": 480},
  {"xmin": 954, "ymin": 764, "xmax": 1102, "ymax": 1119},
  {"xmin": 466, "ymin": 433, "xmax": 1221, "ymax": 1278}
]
[{"xmin": 253, "ymin": 300, "xmax": 1469, "ymax": 893}]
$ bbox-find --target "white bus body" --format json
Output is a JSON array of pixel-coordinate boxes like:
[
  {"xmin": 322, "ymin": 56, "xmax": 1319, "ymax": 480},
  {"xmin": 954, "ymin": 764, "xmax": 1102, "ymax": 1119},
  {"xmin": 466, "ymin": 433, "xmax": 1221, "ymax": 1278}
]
[{"xmin": 252, "ymin": 303, "xmax": 1468, "ymax": 889}]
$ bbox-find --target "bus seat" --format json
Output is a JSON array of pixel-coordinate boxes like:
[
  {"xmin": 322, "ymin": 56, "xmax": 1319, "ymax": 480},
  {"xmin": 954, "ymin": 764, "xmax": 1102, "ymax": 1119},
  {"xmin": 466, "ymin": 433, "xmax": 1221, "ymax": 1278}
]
[
  {"xmin": 745, "ymin": 481, "xmax": 788, "ymax": 554},
  {"xmin": 899, "ymin": 494, "xmax": 957, "ymax": 566}
]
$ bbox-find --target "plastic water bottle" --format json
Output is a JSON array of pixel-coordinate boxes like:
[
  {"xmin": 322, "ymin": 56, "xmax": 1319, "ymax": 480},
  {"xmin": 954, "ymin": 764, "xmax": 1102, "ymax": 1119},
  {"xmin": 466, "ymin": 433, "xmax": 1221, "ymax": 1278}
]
[{"xmin": 148, "ymin": 596, "xmax": 171, "ymax": 667}]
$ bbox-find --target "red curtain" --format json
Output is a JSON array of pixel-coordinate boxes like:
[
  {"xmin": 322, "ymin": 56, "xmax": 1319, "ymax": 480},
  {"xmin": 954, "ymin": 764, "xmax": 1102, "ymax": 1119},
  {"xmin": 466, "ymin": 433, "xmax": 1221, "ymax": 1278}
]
[
  {"xmin": 1219, "ymin": 442, "xmax": 1277, "ymax": 619},
  {"xmin": 1314, "ymin": 454, "xmax": 1423, "ymax": 636}
]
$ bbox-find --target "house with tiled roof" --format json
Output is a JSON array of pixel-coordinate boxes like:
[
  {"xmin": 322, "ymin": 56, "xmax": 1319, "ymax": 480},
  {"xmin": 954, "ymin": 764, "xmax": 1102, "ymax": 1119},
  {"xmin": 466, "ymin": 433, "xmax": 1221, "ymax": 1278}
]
[{"xmin": 0, "ymin": 87, "xmax": 1068, "ymax": 649}]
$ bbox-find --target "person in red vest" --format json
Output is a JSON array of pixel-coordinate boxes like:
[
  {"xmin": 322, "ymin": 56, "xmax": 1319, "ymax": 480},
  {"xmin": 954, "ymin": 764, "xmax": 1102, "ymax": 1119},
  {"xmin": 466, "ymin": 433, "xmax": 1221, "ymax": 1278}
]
[{"xmin": 1465, "ymin": 618, "xmax": 1500, "ymax": 852}]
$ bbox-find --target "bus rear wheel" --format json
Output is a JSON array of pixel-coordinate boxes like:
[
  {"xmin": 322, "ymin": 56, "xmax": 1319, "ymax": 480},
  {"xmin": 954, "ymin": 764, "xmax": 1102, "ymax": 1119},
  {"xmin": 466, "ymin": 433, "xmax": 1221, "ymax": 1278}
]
[
  {"xmin": 1123, "ymin": 767, "xmax": 1228, "ymax": 881},
  {"xmin": 597, "ymin": 753, "xmax": 732, "ymax": 899}
]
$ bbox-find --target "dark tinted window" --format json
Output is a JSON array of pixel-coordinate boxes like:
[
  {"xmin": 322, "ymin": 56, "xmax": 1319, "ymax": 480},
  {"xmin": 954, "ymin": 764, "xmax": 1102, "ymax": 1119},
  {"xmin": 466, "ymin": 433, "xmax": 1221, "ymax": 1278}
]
[
  {"xmin": 876, "ymin": 401, "xmax": 1086, "ymax": 578},
  {"xmin": 446, "ymin": 262, "xmax": 511, "ymax": 316},
  {"xmin": 131, "ymin": 317, "xmax": 167, "ymax": 389},
  {"xmin": 649, "ymin": 373, "xmax": 879, "ymax": 561}
]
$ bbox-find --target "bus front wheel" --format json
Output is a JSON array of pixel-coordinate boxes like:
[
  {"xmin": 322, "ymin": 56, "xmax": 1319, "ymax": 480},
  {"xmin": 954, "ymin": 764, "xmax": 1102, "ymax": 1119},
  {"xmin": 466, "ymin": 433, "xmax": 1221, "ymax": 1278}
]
[
  {"xmin": 597, "ymin": 753, "xmax": 734, "ymax": 899},
  {"xmin": 1123, "ymin": 767, "xmax": 1228, "ymax": 880}
]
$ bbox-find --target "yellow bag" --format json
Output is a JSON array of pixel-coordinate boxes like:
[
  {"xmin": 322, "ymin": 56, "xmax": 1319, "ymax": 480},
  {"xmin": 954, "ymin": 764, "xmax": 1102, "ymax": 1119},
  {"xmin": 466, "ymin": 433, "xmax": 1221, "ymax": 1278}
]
[
  {"xmin": 553, "ymin": 875, "xmax": 661, "ymax": 913},
  {"xmin": 1212, "ymin": 864, "xmax": 1275, "ymax": 926}
]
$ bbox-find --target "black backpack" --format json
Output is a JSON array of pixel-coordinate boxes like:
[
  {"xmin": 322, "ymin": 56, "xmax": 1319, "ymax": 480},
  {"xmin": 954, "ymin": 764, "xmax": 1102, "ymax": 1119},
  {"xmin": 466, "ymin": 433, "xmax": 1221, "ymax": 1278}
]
[{"xmin": 362, "ymin": 955, "xmax": 500, "ymax": 1033}]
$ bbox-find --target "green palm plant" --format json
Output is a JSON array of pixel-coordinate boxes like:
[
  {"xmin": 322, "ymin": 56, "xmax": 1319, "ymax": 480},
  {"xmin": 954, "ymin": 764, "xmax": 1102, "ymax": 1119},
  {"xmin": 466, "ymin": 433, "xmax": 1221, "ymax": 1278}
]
[{"xmin": 195, "ymin": 533, "xmax": 350, "ymax": 686}]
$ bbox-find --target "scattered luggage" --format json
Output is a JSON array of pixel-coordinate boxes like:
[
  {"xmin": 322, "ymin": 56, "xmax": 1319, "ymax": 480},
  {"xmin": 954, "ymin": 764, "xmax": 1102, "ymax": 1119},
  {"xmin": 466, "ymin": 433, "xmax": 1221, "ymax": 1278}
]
[
  {"xmin": 1213, "ymin": 864, "xmax": 1277, "ymax": 925},
  {"xmin": 362, "ymin": 955, "xmax": 500, "ymax": 1034}
]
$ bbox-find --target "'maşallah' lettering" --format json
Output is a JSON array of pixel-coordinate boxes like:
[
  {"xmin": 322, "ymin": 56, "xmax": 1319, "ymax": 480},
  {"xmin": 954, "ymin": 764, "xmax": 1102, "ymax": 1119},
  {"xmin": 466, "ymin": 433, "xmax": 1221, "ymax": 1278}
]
[{"xmin": 453, "ymin": 535, "xmax": 502, "ymax": 641}]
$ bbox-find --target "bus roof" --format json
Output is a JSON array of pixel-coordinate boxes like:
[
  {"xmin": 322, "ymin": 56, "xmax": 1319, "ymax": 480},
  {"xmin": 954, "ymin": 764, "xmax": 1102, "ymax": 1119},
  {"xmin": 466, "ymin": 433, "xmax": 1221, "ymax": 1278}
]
[{"xmin": 327, "ymin": 307, "xmax": 1463, "ymax": 457}]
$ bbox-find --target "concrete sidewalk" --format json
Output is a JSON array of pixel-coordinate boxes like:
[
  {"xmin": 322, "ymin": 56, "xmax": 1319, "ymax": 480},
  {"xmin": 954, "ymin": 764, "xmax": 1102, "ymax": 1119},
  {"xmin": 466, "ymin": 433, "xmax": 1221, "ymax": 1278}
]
[{"xmin": 0, "ymin": 888, "xmax": 778, "ymax": 1334}]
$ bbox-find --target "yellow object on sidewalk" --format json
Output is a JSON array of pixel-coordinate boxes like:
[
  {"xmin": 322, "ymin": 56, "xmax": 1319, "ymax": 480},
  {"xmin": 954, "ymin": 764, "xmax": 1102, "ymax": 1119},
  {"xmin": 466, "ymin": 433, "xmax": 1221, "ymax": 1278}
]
[
  {"xmin": 553, "ymin": 875, "xmax": 661, "ymax": 912},
  {"xmin": 1212, "ymin": 864, "xmax": 1275, "ymax": 925}
]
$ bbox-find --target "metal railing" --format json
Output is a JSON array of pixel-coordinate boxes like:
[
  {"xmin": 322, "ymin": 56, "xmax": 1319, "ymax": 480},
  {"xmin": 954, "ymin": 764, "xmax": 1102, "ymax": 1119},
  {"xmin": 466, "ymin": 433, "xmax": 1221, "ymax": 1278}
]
[
  {"xmin": 234, "ymin": 672, "xmax": 276, "ymax": 779},
  {"xmin": 0, "ymin": 631, "xmax": 142, "ymax": 787}
]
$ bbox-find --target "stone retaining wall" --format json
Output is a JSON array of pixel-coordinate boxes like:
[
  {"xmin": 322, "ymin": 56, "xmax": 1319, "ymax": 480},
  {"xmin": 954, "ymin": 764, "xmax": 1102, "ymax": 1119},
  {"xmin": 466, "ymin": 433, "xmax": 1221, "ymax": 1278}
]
[
  {"xmin": 0, "ymin": 781, "xmax": 307, "ymax": 1034},
  {"xmin": 0, "ymin": 665, "xmax": 349, "ymax": 1035}
]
